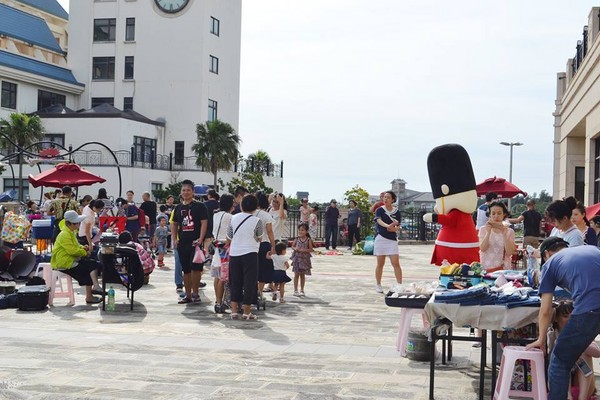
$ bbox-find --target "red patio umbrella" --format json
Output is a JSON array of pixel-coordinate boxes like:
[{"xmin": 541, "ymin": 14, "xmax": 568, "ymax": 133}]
[
  {"xmin": 28, "ymin": 163, "xmax": 106, "ymax": 188},
  {"xmin": 586, "ymin": 202, "xmax": 600, "ymax": 218},
  {"xmin": 475, "ymin": 176, "xmax": 527, "ymax": 198}
]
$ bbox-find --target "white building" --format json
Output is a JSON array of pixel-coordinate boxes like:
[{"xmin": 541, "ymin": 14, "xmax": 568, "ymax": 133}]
[
  {"xmin": 0, "ymin": 0, "xmax": 283, "ymax": 202},
  {"xmin": 554, "ymin": 7, "xmax": 600, "ymax": 205}
]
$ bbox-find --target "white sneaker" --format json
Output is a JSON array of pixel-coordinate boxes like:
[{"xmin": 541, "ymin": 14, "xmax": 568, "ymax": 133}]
[
  {"xmin": 293, "ymin": 291, "xmax": 301, "ymax": 297},
  {"xmin": 300, "ymin": 291, "xmax": 305, "ymax": 297},
  {"xmin": 375, "ymin": 284, "xmax": 384, "ymax": 293}
]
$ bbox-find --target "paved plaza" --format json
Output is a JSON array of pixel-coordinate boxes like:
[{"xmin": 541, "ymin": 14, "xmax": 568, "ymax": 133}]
[{"xmin": 0, "ymin": 243, "xmax": 595, "ymax": 399}]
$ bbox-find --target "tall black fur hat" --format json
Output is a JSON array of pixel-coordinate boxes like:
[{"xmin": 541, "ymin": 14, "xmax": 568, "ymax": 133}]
[{"xmin": 427, "ymin": 144, "xmax": 476, "ymax": 199}]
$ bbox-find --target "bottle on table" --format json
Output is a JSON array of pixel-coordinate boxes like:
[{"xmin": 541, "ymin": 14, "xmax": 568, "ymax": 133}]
[{"xmin": 107, "ymin": 286, "xmax": 115, "ymax": 311}]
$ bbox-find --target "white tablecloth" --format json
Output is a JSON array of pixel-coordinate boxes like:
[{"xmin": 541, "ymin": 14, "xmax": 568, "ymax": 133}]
[{"xmin": 424, "ymin": 294, "xmax": 539, "ymax": 331}]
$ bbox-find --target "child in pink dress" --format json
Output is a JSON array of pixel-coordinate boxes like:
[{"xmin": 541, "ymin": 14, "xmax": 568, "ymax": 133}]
[{"xmin": 291, "ymin": 223, "xmax": 313, "ymax": 297}]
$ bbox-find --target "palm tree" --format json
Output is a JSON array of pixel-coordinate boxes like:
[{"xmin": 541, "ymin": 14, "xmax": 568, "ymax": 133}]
[
  {"xmin": 0, "ymin": 113, "xmax": 44, "ymax": 201},
  {"xmin": 192, "ymin": 119, "xmax": 241, "ymax": 190},
  {"xmin": 247, "ymin": 149, "xmax": 272, "ymax": 174}
]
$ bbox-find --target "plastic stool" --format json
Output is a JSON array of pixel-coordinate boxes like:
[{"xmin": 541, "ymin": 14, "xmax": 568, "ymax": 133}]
[
  {"xmin": 41, "ymin": 263, "xmax": 75, "ymax": 306},
  {"xmin": 396, "ymin": 308, "xmax": 429, "ymax": 357},
  {"xmin": 493, "ymin": 346, "xmax": 547, "ymax": 400}
]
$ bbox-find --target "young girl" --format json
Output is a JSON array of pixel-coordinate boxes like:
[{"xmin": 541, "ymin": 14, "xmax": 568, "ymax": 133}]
[
  {"xmin": 548, "ymin": 300, "xmax": 600, "ymax": 400},
  {"xmin": 269, "ymin": 242, "xmax": 292, "ymax": 303},
  {"xmin": 478, "ymin": 201, "xmax": 516, "ymax": 272},
  {"xmin": 309, "ymin": 206, "xmax": 319, "ymax": 240},
  {"xmin": 291, "ymin": 223, "xmax": 313, "ymax": 297},
  {"xmin": 572, "ymin": 201, "xmax": 598, "ymax": 246}
]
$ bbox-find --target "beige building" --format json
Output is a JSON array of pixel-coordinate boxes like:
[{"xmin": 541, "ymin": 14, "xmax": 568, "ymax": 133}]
[{"xmin": 554, "ymin": 7, "xmax": 600, "ymax": 205}]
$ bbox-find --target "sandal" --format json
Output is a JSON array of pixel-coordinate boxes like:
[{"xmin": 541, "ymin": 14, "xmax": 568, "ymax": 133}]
[
  {"xmin": 279, "ymin": 299, "xmax": 286, "ymax": 304},
  {"xmin": 230, "ymin": 313, "xmax": 240, "ymax": 320},
  {"xmin": 242, "ymin": 313, "xmax": 258, "ymax": 320},
  {"xmin": 272, "ymin": 292, "xmax": 277, "ymax": 301},
  {"xmin": 178, "ymin": 297, "xmax": 192, "ymax": 304}
]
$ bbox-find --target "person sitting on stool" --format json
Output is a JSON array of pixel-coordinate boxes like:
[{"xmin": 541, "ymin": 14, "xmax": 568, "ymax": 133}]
[{"xmin": 51, "ymin": 210, "xmax": 104, "ymax": 304}]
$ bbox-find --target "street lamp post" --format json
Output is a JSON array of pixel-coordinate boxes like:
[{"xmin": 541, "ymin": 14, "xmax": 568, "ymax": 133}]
[{"xmin": 499, "ymin": 141, "xmax": 523, "ymax": 212}]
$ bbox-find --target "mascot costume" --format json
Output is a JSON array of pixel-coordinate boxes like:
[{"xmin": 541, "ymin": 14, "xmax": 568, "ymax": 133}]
[{"xmin": 423, "ymin": 144, "xmax": 480, "ymax": 265}]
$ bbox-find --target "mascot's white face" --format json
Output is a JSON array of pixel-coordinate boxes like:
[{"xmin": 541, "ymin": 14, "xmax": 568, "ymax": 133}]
[{"xmin": 433, "ymin": 189, "xmax": 478, "ymax": 215}]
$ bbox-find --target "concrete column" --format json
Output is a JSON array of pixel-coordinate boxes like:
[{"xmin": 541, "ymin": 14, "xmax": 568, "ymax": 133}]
[
  {"xmin": 588, "ymin": 7, "xmax": 600, "ymax": 46},
  {"xmin": 556, "ymin": 72, "xmax": 567, "ymax": 102},
  {"xmin": 566, "ymin": 59, "xmax": 574, "ymax": 85}
]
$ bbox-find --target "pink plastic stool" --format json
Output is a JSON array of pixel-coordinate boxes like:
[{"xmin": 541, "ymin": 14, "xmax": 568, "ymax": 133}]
[
  {"xmin": 41, "ymin": 263, "xmax": 75, "ymax": 306},
  {"xmin": 493, "ymin": 346, "xmax": 547, "ymax": 400},
  {"xmin": 396, "ymin": 308, "xmax": 429, "ymax": 357}
]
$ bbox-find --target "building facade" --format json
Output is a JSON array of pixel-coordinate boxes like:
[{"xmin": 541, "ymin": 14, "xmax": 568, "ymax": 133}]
[
  {"xmin": 0, "ymin": 0, "xmax": 283, "ymax": 202},
  {"xmin": 553, "ymin": 7, "xmax": 600, "ymax": 205}
]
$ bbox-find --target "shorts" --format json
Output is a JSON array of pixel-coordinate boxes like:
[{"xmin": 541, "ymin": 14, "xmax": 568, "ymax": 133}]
[
  {"xmin": 57, "ymin": 258, "xmax": 101, "ymax": 286},
  {"xmin": 272, "ymin": 269, "xmax": 291, "ymax": 284},
  {"xmin": 156, "ymin": 243, "xmax": 166, "ymax": 254},
  {"xmin": 177, "ymin": 241, "xmax": 204, "ymax": 273}
]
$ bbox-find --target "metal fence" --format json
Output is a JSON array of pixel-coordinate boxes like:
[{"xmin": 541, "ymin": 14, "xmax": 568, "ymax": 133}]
[{"xmin": 283, "ymin": 209, "xmax": 440, "ymax": 243}]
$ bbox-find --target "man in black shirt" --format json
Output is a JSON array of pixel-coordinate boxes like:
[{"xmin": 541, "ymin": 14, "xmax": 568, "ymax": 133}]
[
  {"xmin": 509, "ymin": 199, "xmax": 542, "ymax": 267},
  {"xmin": 139, "ymin": 191, "xmax": 157, "ymax": 241},
  {"xmin": 171, "ymin": 180, "xmax": 208, "ymax": 304}
]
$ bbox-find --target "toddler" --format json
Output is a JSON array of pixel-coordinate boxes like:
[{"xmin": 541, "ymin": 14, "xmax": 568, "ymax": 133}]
[
  {"xmin": 268, "ymin": 242, "xmax": 291, "ymax": 303},
  {"xmin": 154, "ymin": 216, "xmax": 169, "ymax": 269},
  {"xmin": 291, "ymin": 223, "xmax": 313, "ymax": 297}
]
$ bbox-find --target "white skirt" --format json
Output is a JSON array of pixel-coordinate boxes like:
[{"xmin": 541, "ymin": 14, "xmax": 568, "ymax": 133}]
[{"xmin": 373, "ymin": 234, "xmax": 399, "ymax": 256}]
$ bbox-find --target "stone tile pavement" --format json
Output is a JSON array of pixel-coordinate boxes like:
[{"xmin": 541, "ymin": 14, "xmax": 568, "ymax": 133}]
[{"xmin": 0, "ymin": 244, "xmax": 593, "ymax": 399}]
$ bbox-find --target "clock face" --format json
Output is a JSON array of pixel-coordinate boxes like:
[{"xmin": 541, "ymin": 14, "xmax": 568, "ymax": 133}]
[{"xmin": 154, "ymin": 0, "xmax": 189, "ymax": 13}]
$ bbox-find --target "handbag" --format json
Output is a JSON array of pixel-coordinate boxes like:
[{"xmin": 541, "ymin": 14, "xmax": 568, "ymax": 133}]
[
  {"xmin": 192, "ymin": 245, "xmax": 206, "ymax": 264},
  {"xmin": 209, "ymin": 213, "xmax": 226, "ymax": 256}
]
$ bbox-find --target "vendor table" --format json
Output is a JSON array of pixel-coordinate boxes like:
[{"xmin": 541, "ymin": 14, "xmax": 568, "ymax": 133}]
[{"xmin": 425, "ymin": 295, "xmax": 539, "ymax": 400}]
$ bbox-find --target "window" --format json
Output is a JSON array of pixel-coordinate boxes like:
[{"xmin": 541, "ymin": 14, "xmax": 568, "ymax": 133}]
[
  {"xmin": 37, "ymin": 90, "xmax": 66, "ymax": 110},
  {"xmin": 1, "ymin": 81, "xmax": 17, "ymax": 109},
  {"xmin": 210, "ymin": 55, "xmax": 219, "ymax": 74},
  {"xmin": 91, "ymin": 97, "xmax": 114, "ymax": 107},
  {"xmin": 151, "ymin": 183, "xmax": 162, "ymax": 198},
  {"xmin": 124, "ymin": 56, "xmax": 134, "ymax": 79},
  {"xmin": 4, "ymin": 179, "xmax": 28, "ymax": 200},
  {"xmin": 123, "ymin": 97, "xmax": 133, "ymax": 111},
  {"xmin": 93, "ymin": 18, "xmax": 117, "ymax": 42},
  {"xmin": 92, "ymin": 57, "xmax": 115, "ymax": 80},
  {"xmin": 134, "ymin": 136, "xmax": 156, "ymax": 163},
  {"xmin": 174, "ymin": 141, "xmax": 184, "ymax": 165},
  {"xmin": 575, "ymin": 166, "xmax": 585, "ymax": 204},
  {"xmin": 125, "ymin": 18, "xmax": 135, "ymax": 41},
  {"xmin": 210, "ymin": 16, "xmax": 220, "ymax": 36},
  {"xmin": 208, "ymin": 99, "xmax": 217, "ymax": 122},
  {"xmin": 42, "ymin": 134, "xmax": 65, "ymax": 149}
]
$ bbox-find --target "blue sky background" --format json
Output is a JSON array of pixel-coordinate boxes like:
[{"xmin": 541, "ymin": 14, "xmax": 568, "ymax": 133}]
[{"xmin": 58, "ymin": 1, "xmax": 598, "ymax": 202}]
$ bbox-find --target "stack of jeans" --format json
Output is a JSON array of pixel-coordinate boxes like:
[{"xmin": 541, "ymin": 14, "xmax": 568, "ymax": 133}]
[{"xmin": 435, "ymin": 285, "xmax": 540, "ymax": 307}]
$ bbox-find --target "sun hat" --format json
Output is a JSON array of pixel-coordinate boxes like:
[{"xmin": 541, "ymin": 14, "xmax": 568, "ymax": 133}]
[{"xmin": 64, "ymin": 210, "xmax": 86, "ymax": 224}]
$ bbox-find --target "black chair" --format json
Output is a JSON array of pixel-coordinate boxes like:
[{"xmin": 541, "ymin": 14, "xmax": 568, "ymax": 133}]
[{"xmin": 100, "ymin": 245, "xmax": 144, "ymax": 310}]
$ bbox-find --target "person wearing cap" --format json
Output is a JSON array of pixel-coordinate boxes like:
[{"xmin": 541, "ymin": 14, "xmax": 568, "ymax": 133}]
[
  {"xmin": 526, "ymin": 238, "xmax": 600, "ymax": 399},
  {"xmin": 324, "ymin": 199, "xmax": 340, "ymax": 250},
  {"xmin": 48, "ymin": 185, "xmax": 80, "ymax": 242},
  {"xmin": 51, "ymin": 210, "xmax": 104, "ymax": 304},
  {"xmin": 475, "ymin": 192, "xmax": 499, "ymax": 231}
]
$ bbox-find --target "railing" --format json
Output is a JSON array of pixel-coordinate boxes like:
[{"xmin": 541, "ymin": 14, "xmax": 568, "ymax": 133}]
[
  {"xmin": 283, "ymin": 209, "xmax": 440, "ymax": 242},
  {"xmin": 5, "ymin": 147, "xmax": 284, "ymax": 178},
  {"xmin": 572, "ymin": 25, "xmax": 589, "ymax": 77}
]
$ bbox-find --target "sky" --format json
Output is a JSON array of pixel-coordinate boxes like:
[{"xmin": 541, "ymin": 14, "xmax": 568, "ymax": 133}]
[{"xmin": 57, "ymin": 0, "xmax": 598, "ymax": 202}]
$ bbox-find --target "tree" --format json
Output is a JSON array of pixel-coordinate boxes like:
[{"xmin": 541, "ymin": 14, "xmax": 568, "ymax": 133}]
[
  {"xmin": 219, "ymin": 169, "xmax": 274, "ymax": 195},
  {"xmin": 247, "ymin": 149, "xmax": 272, "ymax": 174},
  {"xmin": 152, "ymin": 181, "xmax": 182, "ymax": 203},
  {"xmin": 343, "ymin": 184, "xmax": 373, "ymax": 237},
  {"xmin": 0, "ymin": 113, "xmax": 44, "ymax": 201},
  {"xmin": 192, "ymin": 119, "xmax": 241, "ymax": 190}
]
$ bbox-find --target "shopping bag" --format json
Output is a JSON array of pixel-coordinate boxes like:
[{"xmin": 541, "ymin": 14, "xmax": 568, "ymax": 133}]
[
  {"xmin": 1, "ymin": 212, "xmax": 31, "ymax": 244},
  {"xmin": 192, "ymin": 245, "xmax": 206, "ymax": 264},
  {"xmin": 220, "ymin": 261, "xmax": 229, "ymax": 282}
]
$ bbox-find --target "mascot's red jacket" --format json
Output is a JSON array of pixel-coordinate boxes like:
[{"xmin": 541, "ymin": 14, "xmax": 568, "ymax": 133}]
[{"xmin": 430, "ymin": 209, "xmax": 479, "ymax": 266}]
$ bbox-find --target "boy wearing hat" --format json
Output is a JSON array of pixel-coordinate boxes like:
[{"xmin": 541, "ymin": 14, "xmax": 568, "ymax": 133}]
[
  {"xmin": 527, "ymin": 238, "xmax": 600, "ymax": 400},
  {"xmin": 51, "ymin": 210, "xmax": 104, "ymax": 304}
]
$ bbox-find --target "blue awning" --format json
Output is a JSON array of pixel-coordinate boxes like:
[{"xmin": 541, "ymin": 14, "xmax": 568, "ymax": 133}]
[
  {"xmin": 0, "ymin": 50, "xmax": 84, "ymax": 87},
  {"xmin": 0, "ymin": 3, "xmax": 64, "ymax": 53}
]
